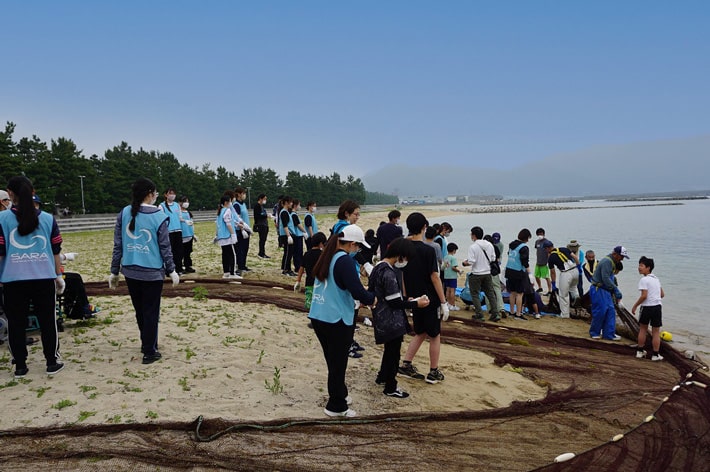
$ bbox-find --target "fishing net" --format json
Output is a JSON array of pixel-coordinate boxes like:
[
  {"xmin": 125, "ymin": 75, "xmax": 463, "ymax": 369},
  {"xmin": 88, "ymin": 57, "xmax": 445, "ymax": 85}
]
[{"xmin": 1, "ymin": 279, "xmax": 707, "ymax": 471}]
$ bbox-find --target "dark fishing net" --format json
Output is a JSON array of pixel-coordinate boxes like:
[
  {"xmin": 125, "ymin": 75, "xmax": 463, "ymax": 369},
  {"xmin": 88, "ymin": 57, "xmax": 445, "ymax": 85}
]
[{"xmin": 1, "ymin": 280, "xmax": 707, "ymax": 472}]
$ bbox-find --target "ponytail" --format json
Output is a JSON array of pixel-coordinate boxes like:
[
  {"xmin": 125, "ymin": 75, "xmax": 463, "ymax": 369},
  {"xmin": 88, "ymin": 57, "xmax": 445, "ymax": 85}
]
[
  {"xmin": 312, "ymin": 231, "xmax": 346, "ymax": 282},
  {"xmin": 6, "ymin": 176, "xmax": 38, "ymax": 236},
  {"xmin": 130, "ymin": 178, "xmax": 156, "ymax": 231}
]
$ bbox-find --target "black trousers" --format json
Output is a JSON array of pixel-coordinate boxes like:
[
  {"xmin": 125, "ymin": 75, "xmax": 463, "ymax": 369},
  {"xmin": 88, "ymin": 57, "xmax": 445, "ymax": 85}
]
[
  {"xmin": 236, "ymin": 230, "xmax": 249, "ymax": 270},
  {"xmin": 255, "ymin": 224, "xmax": 268, "ymax": 257},
  {"xmin": 380, "ymin": 335, "xmax": 403, "ymax": 393},
  {"xmin": 292, "ymin": 235, "xmax": 304, "ymax": 271},
  {"xmin": 311, "ymin": 318, "xmax": 354, "ymax": 413},
  {"xmin": 125, "ymin": 278, "xmax": 163, "ymax": 356},
  {"xmin": 169, "ymin": 231, "xmax": 184, "ymax": 273},
  {"xmin": 183, "ymin": 239, "xmax": 193, "ymax": 270},
  {"xmin": 4, "ymin": 279, "xmax": 59, "ymax": 367},
  {"xmin": 221, "ymin": 244, "xmax": 237, "ymax": 275},
  {"xmin": 280, "ymin": 235, "xmax": 293, "ymax": 272}
]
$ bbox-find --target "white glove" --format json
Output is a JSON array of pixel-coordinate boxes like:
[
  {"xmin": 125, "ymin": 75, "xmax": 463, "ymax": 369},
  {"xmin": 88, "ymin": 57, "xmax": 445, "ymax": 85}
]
[
  {"xmin": 363, "ymin": 262, "xmax": 374, "ymax": 276},
  {"xmin": 241, "ymin": 229, "xmax": 249, "ymax": 239},
  {"xmin": 439, "ymin": 303, "xmax": 450, "ymax": 321},
  {"xmin": 230, "ymin": 233, "xmax": 238, "ymax": 244},
  {"xmin": 192, "ymin": 235, "xmax": 198, "ymax": 243},
  {"xmin": 187, "ymin": 220, "xmax": 194, "ymax": 226},
  {"xmin": 294, "ymin": 281, "xmax": 302, "ymax": 292},
  {"xmin": 169, "ymin": 271, "xmax": 180, "ymax": 286},
  {"xmin": 287, "ymin": 235, "xmax": 294, "ymax": 245},
  {"xmin": 108, "ymin": 274, "xmax": 120, "ymax": 289},
  {"xmin": 243, "ymin": 223, "xmax": 253, "ymax": 235},
  {"xmin": 63, "ymin": 252, "xmax": 78, "ymax": 262},
  {"xmin": 55, "ymin": 276, "xmax": 66, "ymax": 295}
]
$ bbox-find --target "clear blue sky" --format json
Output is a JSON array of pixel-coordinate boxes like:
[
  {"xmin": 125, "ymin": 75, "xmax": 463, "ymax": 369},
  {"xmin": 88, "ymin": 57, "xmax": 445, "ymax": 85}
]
[{"xmin": 2, "ymin": 1, "xmax": 708, "ymax": 177}]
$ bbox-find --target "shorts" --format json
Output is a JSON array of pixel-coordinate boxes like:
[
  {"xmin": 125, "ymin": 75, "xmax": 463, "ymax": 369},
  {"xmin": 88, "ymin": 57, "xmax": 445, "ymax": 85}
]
[
  {"xmin": 505, "ymin": 268, "xmax": 526, "ymax": 293},
  {"xmin": 412, "ymin": 305, "xmax": 441, "ymax": 338},
  {"xmin": 639, "ymin": 305, "xmax": 662, "ymax": 328},
  {"xmin": 534, "ymin": 265, "xmax": 550, "ymax": 279},
  {"xmin": 444, "ymin": 278, "xmax": 458, "ymax": 289}
]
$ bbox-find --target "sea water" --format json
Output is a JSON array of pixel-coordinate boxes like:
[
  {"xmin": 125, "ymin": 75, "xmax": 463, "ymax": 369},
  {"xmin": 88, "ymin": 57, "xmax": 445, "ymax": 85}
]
[{"xmin": 430, "ymin": 198, "xmax": 709, "ymax": 355}]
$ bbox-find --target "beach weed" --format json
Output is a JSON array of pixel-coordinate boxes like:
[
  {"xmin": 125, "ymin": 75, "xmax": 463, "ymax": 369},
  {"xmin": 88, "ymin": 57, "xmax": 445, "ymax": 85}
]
[
  {"xmin": 77, "ymin": 411, "xmax": 97, "ymax": 422},
  {"xmin": 52, "ymin": 399, "xmax": 77, "ymax": 410},
  {"xmin": 146, "ymin": 410, "xmax": 159, "ymax": 419},
  {"xmin": 30, "ymin": 386, "xmax": 52, "ymax": 398},
  {"xmin": 185, "ymin": 346, "xmax": 196, "ymax": 360},
  {"xmin": 264, "ymin": 367, "xmax": 284, "ymax": 395},
  {"xmin": 178, "ymin": 377, "xmax": 190, "ymax": 391},
  {"xmin": 506, "ymin": 337, "xmax": 530, "ymax": 347},
  {"xmin": 192, "ymin": 286, "xmax": 208, "ymax": 301},
  {"xmin": 257, "ymin": 350, "xmax": 265, "ymax": 364},
  {"xmin": 0, "ymin": 380, "xmax": 19, "ymax": 389}
]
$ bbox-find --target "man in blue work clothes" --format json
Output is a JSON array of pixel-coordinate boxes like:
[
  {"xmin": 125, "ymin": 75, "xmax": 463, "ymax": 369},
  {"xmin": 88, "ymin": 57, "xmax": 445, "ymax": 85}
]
[{"xmin": 589, "ymin": 246, "xmax": 629, "ymax": 340}]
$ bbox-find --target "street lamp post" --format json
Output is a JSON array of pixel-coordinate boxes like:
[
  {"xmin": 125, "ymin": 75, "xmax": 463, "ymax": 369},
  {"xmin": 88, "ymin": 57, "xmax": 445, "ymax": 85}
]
[
  {"xmin": 246, "ymin": 187, "xmax": 251, "ymax": 209},
  {"xmin": 78, "ymin": 175, "xmax": 86, "ymax": 214}
]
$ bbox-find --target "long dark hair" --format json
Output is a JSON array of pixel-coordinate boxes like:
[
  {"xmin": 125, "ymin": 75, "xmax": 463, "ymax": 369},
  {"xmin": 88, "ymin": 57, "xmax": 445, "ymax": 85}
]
[
  {"xmin": 312, "ymin": 230, "xmax": 348, "ymax": 282},
  {"xmin": 129, "ymin": 178, "xmax": 156, "ymax": 231},
  {"xmin": 217, "ymin": 195, "xmax": 231, "ymax": 215},
  {"xmin": 7, "ymin": 176, "xmax": 38, "ymax": 236},
  {"xmin": 163, "ymin": 187, "xmax": 176, "ymax": 212}
]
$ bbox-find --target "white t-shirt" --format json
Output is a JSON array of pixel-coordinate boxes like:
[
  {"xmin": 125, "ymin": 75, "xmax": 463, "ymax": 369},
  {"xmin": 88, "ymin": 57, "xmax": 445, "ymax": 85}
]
[
  {"xmin": 467, "ymin": 240, "xmax": 496, "ymax": 275},
  {"xmin": 638, "ymin": 274, "xmax": 662, "ymax": 306}
]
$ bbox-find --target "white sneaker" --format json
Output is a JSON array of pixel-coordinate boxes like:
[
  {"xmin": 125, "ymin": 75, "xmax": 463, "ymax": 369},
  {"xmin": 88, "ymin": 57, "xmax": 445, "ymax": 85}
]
[
  {"xmin": 324, "ymin": 408, "xmax": 357, "ymax": 417},
  {"xmin": 228, "ymin": 274, "xmax": 243, "ymax": 280},
  {"xmin": 450, "ymin": 306, "xmax": 460, "ymax": 311},
  {"xmin": 222, "ymin": 273, "xmax": 231, "ymax": 279},
  {"xmin": 636, "ymin": 350, "xmax": 647, "ymax": 359},
  {"xmin": 346, "ymin": 395, "xmax": 353, "ymax": 406},
  {"xmin": 611, "ymin": 335, "xmax": 622, "ymax": 341},
  {"xmin": 651, "ymin": 354, "xmax": 664, "ymax": 362}
]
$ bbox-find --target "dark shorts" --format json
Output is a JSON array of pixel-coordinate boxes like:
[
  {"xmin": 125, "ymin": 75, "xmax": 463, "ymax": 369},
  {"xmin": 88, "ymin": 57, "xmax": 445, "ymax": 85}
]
[
  {"xmin": 639, "ymin": 305, "xmax": 662, "ymax": 328},
  {"xmin": 412, "ymin": 305, "xmax": 441, "ymax": 338},
  {"xmin": 444, "ymin": 278, "xmax": 458, "ymax": 289},
  {"xmin": 505, "ymin": 268, "xmax": 526, "ymax": 293}
]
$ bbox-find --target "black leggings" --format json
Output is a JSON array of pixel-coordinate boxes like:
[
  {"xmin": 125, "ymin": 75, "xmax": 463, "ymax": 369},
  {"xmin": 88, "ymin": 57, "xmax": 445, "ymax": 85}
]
[
  {"xmin": 221, "ymin": 244, "xmax": 237, "ymax": 275},
  {"xmin": 169, "ymin": 231, "xmax": 184, "ymax": 273}
]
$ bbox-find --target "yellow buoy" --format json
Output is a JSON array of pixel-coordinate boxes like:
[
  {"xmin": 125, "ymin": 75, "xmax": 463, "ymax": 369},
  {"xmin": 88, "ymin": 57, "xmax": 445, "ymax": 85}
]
[{"xmin": 660, "ymin": 331, "xmax": 672, "ymax": 342}]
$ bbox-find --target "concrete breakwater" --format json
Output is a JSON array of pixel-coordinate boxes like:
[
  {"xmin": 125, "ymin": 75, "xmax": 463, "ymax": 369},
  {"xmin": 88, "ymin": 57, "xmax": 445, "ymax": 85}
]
[{"xmin": 453, "ymin": 202, "xmax": 683, "ymax": 214}]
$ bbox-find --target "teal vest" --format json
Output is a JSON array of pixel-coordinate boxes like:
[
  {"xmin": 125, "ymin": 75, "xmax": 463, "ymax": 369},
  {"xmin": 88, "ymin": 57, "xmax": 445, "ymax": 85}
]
[
  {"xmin": 291, "ymin": 211, "xmax": 303, "ymax": 237},
  {"xmin": 278, "ymin": 208, "xmax": 295, "ymax": 236},
  {"xmin": 215, "ymin": 208, "xmax": 231, "ymax": 240},
  {"xmin": 180, "ymin": 210, "xmax": 194, "ymax": 237},
  {"xmin": 160, "ymin": 201, "xmax": 182, "ymax": 232},
  {"xmin": 308, "ymin": 252, "xmax": 355, "ymax": 325},
  {"xmin": 506, "ymin": 243, "xmax": 524, "ymax": 271},
  {"xmin": 121, "ymin": 206, "xmax": 166, "ymax": 269},
  {"xmin": 305, "ymin": 211, "xmax": 318, "ymax": 235},
  {"xmin": 0, "ymin": 210, "xmax": 57, "ymax": 282}
]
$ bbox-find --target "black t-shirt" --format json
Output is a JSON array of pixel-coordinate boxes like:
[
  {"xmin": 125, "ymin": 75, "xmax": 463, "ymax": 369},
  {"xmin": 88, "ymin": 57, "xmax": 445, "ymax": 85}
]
[
  {"xmin": 376, "ymin": 223, "xmax": 404, "ymax": 256},
  {"xmin": 253, "ymin": 203, "xmax": 268, "ymax": 226},
  {"xmin": 548, "ymin": 247, "xmax": 574, "ymax": 271},
  {"xmin": 401, "ymin": 240, "xmax": 439, "ymax": 300},
  {"xmin": 302, "ymin": 248, "xmax": 322, "ymax": 286}
]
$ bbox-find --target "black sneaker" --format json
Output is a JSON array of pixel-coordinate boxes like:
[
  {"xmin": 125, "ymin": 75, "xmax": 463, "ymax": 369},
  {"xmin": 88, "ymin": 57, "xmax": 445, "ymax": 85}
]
[
  {"xmin": 184, "ymin": 267, "xmax": 196, "ymax": 273},
  {"xmin": 398, "ymin": 363, "xmax": 425, "ymax": 380},
  {"xmin": 375, "ymin": 375, "xmax": 386, "ymax": 386},
  {"xmin": 384, "ymin": 387, "xmax": 410, "ymax": 398},
  {"xmin": 142, "ymin": 352, "xmax": 162, "ymax": 365},
  {"xmin": 488, "ymin": 315, "xmax": 501, "ymax": 322},
  {"xmin": 351, "ymin": 341, "xmax": 365, "ymax": 352},
  {"xmin": 536, "ymin": 288, "xmax": 543, "ymax": 293},
  {"xmin": 46, "ymin": 363, "xmax": 65, "ymax": 376},
  {"xmin": 426, "ymin": 368, "xmax": 445, "ymax": 384},
  {"xmin": 473, "ymin": 314, "xmax": 485, "ymax": 321},
  {"xmin": 241, "ymin": 267, "xmax": 252, "ymax": 272},
  {"xmin": 14, "ymin": 366, "xmax": 29, "ymax": 378},
  {"xmin": 348, "ymin": 349, "xmax": 363, "ymax": 359}
]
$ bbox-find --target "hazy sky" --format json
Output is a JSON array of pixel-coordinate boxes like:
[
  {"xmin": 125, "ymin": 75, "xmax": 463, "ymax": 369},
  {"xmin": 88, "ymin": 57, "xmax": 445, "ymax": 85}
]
[{"xmin": 2, "ymin": 1, "xmax": 708, "ymax": 177}]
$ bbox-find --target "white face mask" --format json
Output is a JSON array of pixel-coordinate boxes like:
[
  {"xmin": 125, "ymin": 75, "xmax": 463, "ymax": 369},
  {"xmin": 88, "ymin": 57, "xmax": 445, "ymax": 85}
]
[
  {"xmin": 167, "ymin": 194, "xmax": 176, "ymax": 202},
  {"xmin": 150, "ymin": 195, "xmax": 158, "ymax": 205},
  {"xmin": 311, "ymin": 207, "xmax": 317, "ymax": 213},
  {"xmin": 182, "ymin": 202, "xmax": 189, "ymax": 209},
  {"xmin": 2, "ymin": 200, "xmax": 11, "ymax": 210},
  {"xmin": 537, "ymin": 235, "xmax": 544, "ymax": 240},
  {"xmin": 394, "ymin": 260, "xmax": 408, "ymax": 269}
]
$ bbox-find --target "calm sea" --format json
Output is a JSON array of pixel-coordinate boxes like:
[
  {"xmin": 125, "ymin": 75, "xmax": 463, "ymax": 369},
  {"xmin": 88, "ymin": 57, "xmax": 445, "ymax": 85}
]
[{"xmin": 430, "ymin": 198, "xmax": 709, "ymax": 355}]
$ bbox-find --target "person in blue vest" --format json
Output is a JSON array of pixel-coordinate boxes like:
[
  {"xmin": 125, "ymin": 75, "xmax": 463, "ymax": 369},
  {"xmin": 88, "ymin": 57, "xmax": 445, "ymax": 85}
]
[
  {"xmin": 160, "ymin": 188, "xmax": 184, "ymax": 275},
  {"xmin": 304, "ymin": 201, "xmax": 318, "ymax": 250},
  {"xmin": 589, "ymin": 246, "xmax": 628, "ymax": 341},
  {"xmin": 505, "ymin": 228, "xmax": 532, "ymax": 320},
  {"xmin": 0, "ymin": 176, "xmax": 65, "ymax": 378},
  {"xmin": 290, "ymin": 199, "xmax": 306, "ymax": 272},
  {"xmin": 278, "ymin": 196, "xmax": 296, "ymax": 276},
  {"xmin": 179, "ymin": 195, "xmax": 196, "ymax": 273},
  {"xmin": 309, "ymin": 224, "xmax": 375, "ymax": 417},
  {"xmin": 110, "ymin": 178, "xmax": 179, "ymax": 365},
  {"xmin": 233, "ymin": 186, "xmax": 253, "ymax": 274},
  {"xmin": 215, "ymin": 195, "xmax": 240, "ymax": 279}
]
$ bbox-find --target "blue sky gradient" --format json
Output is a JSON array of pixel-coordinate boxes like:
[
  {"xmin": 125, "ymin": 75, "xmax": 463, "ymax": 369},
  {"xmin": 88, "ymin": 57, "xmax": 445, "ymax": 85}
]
[{"xmin": 2, "ymin": 1, "xmax": 708, "ymax": 177}]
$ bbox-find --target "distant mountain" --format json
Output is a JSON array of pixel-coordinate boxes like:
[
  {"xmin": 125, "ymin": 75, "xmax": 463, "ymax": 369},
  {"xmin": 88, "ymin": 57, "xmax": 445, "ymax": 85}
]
[{"xmin": 362, "ymin": 135, "xmax": 710, "ymax": 198}]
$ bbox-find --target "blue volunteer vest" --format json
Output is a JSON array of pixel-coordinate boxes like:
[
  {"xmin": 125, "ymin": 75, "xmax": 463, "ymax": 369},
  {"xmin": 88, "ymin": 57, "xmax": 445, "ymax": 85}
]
[
  {"xmin": 234, "ymin": 200, "xmax": 250, "ymax": 226},
  {"xmin": 278, "ymin": 208, "xmax": 295, "ymax": 236},
  {"xmin": 0, "ymin": 211, "xmax": 58, "ymax": 282},
  {"xmin": 308, "ymin": 252, "xmax": 355, "ymax": 325},
  {"xmin": 331, "ymin": 219, "xmax": 349, "ymax": 237},
  {"xmin": 305, "ymin": 211, "xmax": 318, "ymax": 235},
  {"xmin": 291, "ymin": 211, "xmax": 303, "ymax": 237},
  {"xmin": 160, "ymin": 201, "xmax": 182, "ymax": 232},
  {"xmin": 180, "ymin": 210, "xmax": 194, "ymax": 238},
  {"xmin": 121, "ymin": 206, "xmax": 166, "ymax": 269},
  {"xmin": 215, "ymin": 208, "xmax": 232, "ymax": 240},
  {"xmin": 507, "ymin": 243, "xmax": 525, "ymax": 271}
]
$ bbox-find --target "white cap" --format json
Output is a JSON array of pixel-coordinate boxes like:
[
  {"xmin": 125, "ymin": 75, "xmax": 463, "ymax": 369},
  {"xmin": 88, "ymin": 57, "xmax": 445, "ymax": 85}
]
[
  {"xmin": 0, "ymin": 190, "xmax": 9, "ymax": 201},
  {"xmin": 339, "ymin": 225, "xmax": 370, "ymax": 248}
]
